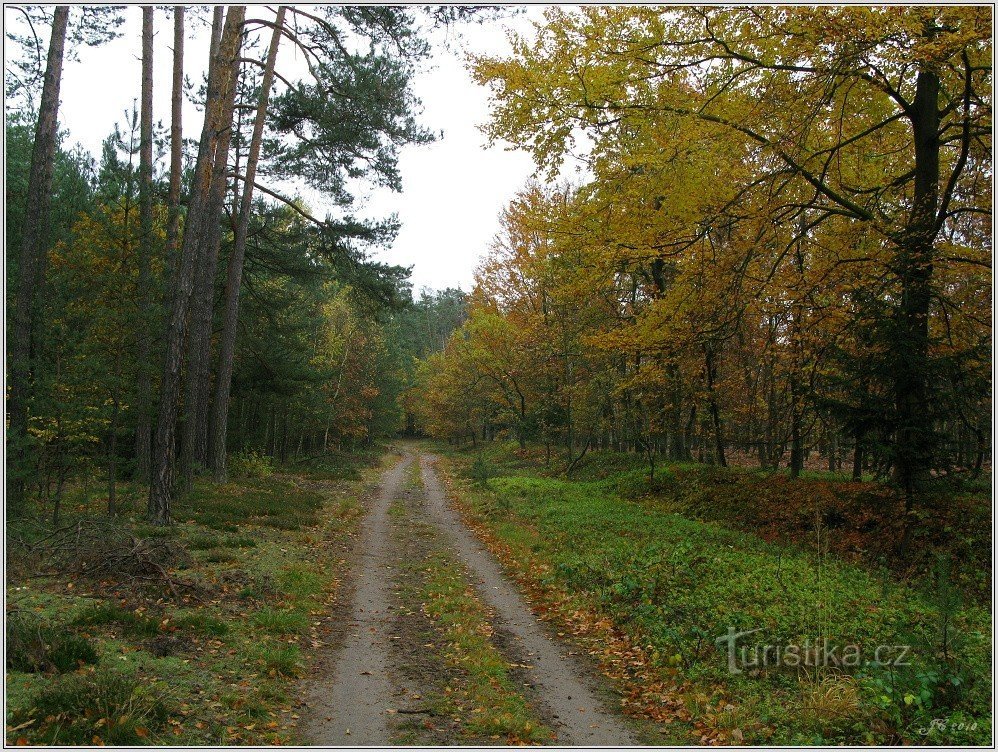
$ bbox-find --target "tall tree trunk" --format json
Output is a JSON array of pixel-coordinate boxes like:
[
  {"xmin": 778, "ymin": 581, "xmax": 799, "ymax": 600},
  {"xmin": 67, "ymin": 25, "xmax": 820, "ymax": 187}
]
[
  {"xmin": 704, "ymin": 345, "xmax": 727, "ymax": 467},
  {"xmin": 148, "ymin": 6, "xmax": 245, "ymax": 525},
  {"xmin": 852, "ymin": 427, "xmax": 865, "ymax": 481},
  {"xmin": 210, "ymin": 6, "xmax": 286, "ymax": 482},
  {"xmin": 789, "ymin": 376, "xmax": 804, "ymax": 478},
  {"xmin": 134, "ymin": 6, "xmax": 154, "ymax": 484},
  {"xmin": 178, "ymin": 5, "xmax": 245, "ymax": 490},
  {"xmin": 108, "ymin": 399, "xmax": 120, "ymax": 516},
  {"xmin": 669, "ymin": 363, "xmax": 686, "ymax": 460},
  {"xmin": 7, "ymin": 5, "xmax": 70, "ymax": 513},
  {"xmin": 163, "ymin": 6, "xmax": 184, "ymax": 296},
  {"xmin": 895, "ymin": 65, "xmax": 940, "ymax": 550}
]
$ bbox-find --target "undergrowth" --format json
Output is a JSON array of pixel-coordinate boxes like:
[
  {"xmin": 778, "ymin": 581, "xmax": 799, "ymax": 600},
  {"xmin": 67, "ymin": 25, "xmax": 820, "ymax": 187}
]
[
  {"xmin": 5, "ymin": 450, "xmax": 384, "ymax": 745},
  {"xmin": 437, "ymin": 443, "xmax": 992, "ymax": 746}
]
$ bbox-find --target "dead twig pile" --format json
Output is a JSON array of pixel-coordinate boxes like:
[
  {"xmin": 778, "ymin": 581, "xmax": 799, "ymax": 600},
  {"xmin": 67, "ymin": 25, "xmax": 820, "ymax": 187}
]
[{"xmin": 10, "ymin": 518, "xmax": 200, "ymax": 602}]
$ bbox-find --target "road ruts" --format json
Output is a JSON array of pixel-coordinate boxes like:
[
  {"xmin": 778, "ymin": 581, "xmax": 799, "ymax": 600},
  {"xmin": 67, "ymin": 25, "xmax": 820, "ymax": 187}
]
[
  {"xmin": 301, "ymin": 454, "xmax": 410, "ymax": 745},
  {"xmin": 418, "ymin": 453, "xmax": 638, "ymax": 746}
]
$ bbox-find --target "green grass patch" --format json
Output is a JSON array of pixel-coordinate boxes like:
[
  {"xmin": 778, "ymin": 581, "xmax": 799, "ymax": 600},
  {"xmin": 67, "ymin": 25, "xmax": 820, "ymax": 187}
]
[
  {"xmin": 252, "ymin": 643, "xmax": 302, "ymax": 676},
  {"xmin": 251, "ymin": 607, "xmax": 310, "ymax": 635},
  {"xmin": 7, "ymin": 449, "xmax": 382, "ymax": 745},
  {"xmin": 276, "ymin": 565, "xmax": 324, "ymax": 601},
  {"xmin": 6, "ymin": 613, "xmax": 99, "ymax": 673},
  {"xmin": 7, "ymin": 669, "xmax": 172, "ymax": 745},
  {"xmin": 440, "ymin": 450, "xmax": 991, "ymax": 746},
  {"xmin": 175, "ymin": 477, "xmax": 325, "ymax": 532},
  {"xmin": 421, "ymin": 551, "xmax": 553, "ymax": 744},
  {"xmin": 72, "ymin": 603, "xmax": 162, "ymax": 638},
  {"xmin": 173, "ymin": 611, "xmax": 229, "ymax": 637},
  {"xmin": 286, "ymin": 446, "xmax": 383, "ymax": 481}
]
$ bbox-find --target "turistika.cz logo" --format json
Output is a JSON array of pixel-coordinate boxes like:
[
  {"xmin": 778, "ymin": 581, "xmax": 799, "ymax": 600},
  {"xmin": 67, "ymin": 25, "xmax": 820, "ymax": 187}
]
[{"xmin": 715, "ymin": 627, "xmax": 912, "ymax": 674}]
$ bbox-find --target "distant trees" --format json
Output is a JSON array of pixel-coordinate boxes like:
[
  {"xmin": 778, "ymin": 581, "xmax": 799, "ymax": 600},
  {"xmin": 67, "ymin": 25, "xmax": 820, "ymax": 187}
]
[
  {"xmin": 464, "ymin": 6, "xmax": 991, "ymax": 510},
  {"xmin": 416, "ymin": 108, "xmax": 990, "ymax": 494}
]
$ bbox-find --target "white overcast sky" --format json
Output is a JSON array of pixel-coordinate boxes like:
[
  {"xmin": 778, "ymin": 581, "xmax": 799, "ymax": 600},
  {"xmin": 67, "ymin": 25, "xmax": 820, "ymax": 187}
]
[{"xmin": 6, "ymin": 5, "xmax": 557, "ymax": 293}]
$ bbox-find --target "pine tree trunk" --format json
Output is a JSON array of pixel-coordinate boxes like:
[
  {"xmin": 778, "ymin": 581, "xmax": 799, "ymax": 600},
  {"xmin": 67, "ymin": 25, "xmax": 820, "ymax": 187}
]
[
  {"xmin": 7, "ymin": 6, "xmax": 70, "ymax": 513},
  {"xmin": 134, "ymin": 6, "xmax": 154, "ymax": 484},
  {"xmin": 108, "ymin": 399, "xmax": 120, "ymax": 516},
  {"xmin": 148, "ymin": 7, "xmax": 245, "ymax": 525},
  {"xmin": 163, "ymin": 6, "xmax": 184, "ymax": 297},
  {"xmin": 210, "ymin": 6, "xmax": 286, "ymax": 482},
  {"xmin": 178, "ymin": 5, "xmax": 245, "ymax": 490}
]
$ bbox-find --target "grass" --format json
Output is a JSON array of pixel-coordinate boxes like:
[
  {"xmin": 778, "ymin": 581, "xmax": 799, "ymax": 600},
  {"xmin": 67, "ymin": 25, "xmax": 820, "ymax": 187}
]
[
  {"xmin": 5, "ymin": 449, "xmax": 387, "ymax": 746},
  {"xmin": 420, "ymin": 551, "xmax": 554, "ymax": 744},
  {"xmin": 251, "ymin": 608, "xmax": 310, "ymax": 635},
  {"xmin": 176, "ymin": 477, "xmax": 326, "ymax": 532},
  {"xmin": 72, "ymin": 603, "xmax": 162, "ymax": 638},
  {"xmin": 8, "ymin": 669, "xmax": 172, "ymax": 745},
  {"xmin": 435, "ymin": 443, "xmax": 992, "ymax": 746},
  {"xmin": 7, "ymin": 613, "xmax": 100, "ymax": 673}
]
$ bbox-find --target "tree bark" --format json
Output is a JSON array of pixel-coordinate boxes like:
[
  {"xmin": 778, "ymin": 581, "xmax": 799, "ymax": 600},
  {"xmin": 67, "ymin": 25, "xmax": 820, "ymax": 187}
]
[
  {"xmin": 178, "ymin": 5, "xmax": 245, "ymax": 490},
  {"xmin": 788, "ymin": 376, "xmax": 804, "ymax": 478},
  {"xmin": 852, "ymin": 427, "xmax": 865, "ymax": 481},
  {"xmin": 704, "ymin": 345, "xmax": 727, "ymax": 467},
  {"xmin": 895, "ymin": 65, "xmax": 940, "ymax": 543},
  {"xmin": 209, "ymin": 6, "xmax": 286, "ymax": 482},
  {"xmin": 148, "ymin": 6, "xmax": 245, "ymax": 524},
  {"xmin": 134, "ymin": 6, "xmax": 154, "ymax": 484},
  {"xmin": 7, "ymin": 6, "xmax": 70, "ymax": 513},
  {"xmin": 163, "ymin": 6, "xmax": 184, "ymax": 296}
]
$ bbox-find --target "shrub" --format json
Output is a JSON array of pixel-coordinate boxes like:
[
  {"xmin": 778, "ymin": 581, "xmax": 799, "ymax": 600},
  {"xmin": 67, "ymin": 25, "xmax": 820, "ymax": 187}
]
[
  {"xmin": 13, "ymin": 670, "xmax": 171, "ymax": 745},
  {"xmin": 7, "ymin": 613, "xmax": 99, "ymax": 673},
  {"xmin": 228, "ymin": 450, "xmax": 275, "ymax": 479},
  {"xmin": 470, "ymin": 453, "xmax": 495, "ymax": 489}
]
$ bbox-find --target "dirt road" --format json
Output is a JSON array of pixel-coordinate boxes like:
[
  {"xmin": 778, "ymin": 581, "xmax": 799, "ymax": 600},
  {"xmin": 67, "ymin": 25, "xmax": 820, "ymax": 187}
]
[{"xmin": 302, "ymin": 451, "xmax": 636, "ymax": 746}]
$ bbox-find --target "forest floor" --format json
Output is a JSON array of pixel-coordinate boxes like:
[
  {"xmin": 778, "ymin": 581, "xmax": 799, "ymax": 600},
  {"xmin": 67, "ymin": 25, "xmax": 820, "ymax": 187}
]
[
  {"xmin": 5, "ymin": 446, "xmax": 647, "ymax": 747},
  {"xmin": 429, "ymin": 441, "xmax": 992, "ymax": 746},
  {"xmin": 6, "ymin": 442, "xmax": 991, "ymax": 746},
  {"xmin": 5, "ymin": 450, "xmax": 383, "ymax": 745}
]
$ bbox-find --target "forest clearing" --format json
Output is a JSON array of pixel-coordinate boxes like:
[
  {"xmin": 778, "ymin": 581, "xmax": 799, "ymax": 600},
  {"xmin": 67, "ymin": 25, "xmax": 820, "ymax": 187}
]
[{"xmin": 4, "ymin": 4, "xmax": 993, "ymax": 749}]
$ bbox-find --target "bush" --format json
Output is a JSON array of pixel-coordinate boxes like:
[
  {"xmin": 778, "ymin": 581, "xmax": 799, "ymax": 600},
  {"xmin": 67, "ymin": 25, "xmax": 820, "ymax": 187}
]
[
  {"xmin": 470, "ymin": 453, "xmax": 495, "ymax": 489},
  {"xmin": 11, "ymin": 670, "xmax": 171, "ymax": 745},
  {"xmin": 228, "ymin": 450, "xmax": 275, "ymax": 479},
  {"xmin": 7, "ymin": 613, "xmax": 99, "ymax": 673}
]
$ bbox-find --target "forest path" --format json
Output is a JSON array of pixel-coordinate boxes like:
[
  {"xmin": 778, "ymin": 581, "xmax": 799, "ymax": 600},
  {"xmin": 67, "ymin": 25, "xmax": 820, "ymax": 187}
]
[
  {"xmin": 301, "ymin": 450, "xmax": 635, "ymax": 746},
  {"xmin": 418, "ymin": 453, "xmax": 637, "ymax": 746},
  {"xmin": 300, "ymin": 454, "xmax": 410, "ymax": 745}
]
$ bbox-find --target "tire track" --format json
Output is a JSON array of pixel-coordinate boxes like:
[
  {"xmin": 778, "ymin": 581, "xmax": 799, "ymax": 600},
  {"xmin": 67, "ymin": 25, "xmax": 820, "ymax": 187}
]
[
  {"xmin": 418, "ymin": 453, "xmax": 637, "ymax": 746},
  {"xmin": 301, "ymin": 455, "xmax": 410, "ymax": 745}
]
